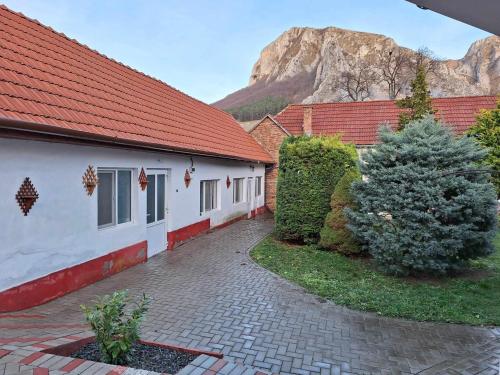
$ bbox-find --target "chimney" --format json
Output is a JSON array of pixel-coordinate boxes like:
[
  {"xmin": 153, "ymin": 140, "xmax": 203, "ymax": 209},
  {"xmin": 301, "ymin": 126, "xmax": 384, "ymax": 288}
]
[{"xmin": 303, "ymin": 106, "xmax": 313, "ymax": 136}]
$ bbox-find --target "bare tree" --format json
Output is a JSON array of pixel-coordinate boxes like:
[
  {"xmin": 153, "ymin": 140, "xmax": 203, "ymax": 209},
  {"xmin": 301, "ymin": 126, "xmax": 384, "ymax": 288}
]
[
  {"xmin": 336, "ymin": 60, "xmax": 378, "ymax": 101},
  {"xmin": 408, "ymin": 47, "xmax": 441, "ymax": 77},
  {"xmin": 378, "ymin": 48, "xmax": 412, "ymax": 99}
]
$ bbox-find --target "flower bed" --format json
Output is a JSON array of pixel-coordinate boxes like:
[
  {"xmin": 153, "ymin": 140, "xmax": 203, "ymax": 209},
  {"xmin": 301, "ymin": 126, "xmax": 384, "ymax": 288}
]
[
  {"xmin": 43, "ymin": 336, "xmax": 223, "ymax": 374},
  {"xmin": 72, "ymin": 341, "xmax": 196, "ymax": 373}
]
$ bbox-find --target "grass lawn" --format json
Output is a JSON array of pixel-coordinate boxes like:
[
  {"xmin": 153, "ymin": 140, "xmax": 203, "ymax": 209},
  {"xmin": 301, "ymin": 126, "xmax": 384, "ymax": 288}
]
[{"xmin": 251, "ymin": 233, "xmax": 500, "ymax": 326}]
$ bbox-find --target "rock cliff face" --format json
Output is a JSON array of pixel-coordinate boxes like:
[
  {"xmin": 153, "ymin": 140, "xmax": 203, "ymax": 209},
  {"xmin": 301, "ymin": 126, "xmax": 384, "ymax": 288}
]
[{"xmin": 214, "ymin": 27, "xmax": 499, "ymax": 109}]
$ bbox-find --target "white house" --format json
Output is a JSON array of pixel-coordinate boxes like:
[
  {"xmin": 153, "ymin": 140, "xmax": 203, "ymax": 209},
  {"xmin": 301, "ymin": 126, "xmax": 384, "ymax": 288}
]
[{"xmin": 0, "ymin": 5, "xmax": 272, "ymax": 312}]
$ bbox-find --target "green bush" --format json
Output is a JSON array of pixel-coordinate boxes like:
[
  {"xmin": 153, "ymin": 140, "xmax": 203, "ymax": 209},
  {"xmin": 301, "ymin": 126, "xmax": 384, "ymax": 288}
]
[
  {"xmin": 275, "ymin": 135, "xmax": 357, "ymax": 244},
  {"xmin": 81, "ymin": 290, "xmax": 150, "ymax": 365},
  {"xmin": 346, "ymin": 117, "xmax": 498, "ymax": 276},
  {"xmin": 319, "ymin": 168, "xmax": 362, "ymax": 254},
  {"xmin": 468, "ymin": 100, "xmax": 500, "ymax": 196}
]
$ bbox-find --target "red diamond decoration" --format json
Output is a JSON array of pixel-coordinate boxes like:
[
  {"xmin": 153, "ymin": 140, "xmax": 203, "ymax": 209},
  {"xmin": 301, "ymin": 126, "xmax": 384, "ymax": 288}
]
[
  {"xmin": 139, "ymin": 168, "xmax": 148, "ymax": 191},
  {"xmin": 184, "ymin": 169, "xmax": 191, "ymax": 188},
  {"xmin": 226, "ymin": 176, "xmax": 231, "ymax": 189},
  {"xmin": 82, "ymin": 165, "xmax": 98, "ymax": 196},
  {"xmin": 16, "ymin": 177, "xmax": 39, "ymax": 216}
]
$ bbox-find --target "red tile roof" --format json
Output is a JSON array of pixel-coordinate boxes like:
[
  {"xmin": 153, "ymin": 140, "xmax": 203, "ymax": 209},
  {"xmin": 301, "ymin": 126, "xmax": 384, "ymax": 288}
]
[
  {"xmin": 275, "ymin": 96, "xmax": 497, "ymax": 145},
  {"xmin": 0, "ymin": 5, "xmax": 272, "ymax": 163}
]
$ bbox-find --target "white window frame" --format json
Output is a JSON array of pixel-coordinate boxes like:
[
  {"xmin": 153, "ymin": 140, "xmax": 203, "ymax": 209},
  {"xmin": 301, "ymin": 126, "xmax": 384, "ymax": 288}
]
[
  {"xmin": 146, "ymin": 173, "xmax": 168, "ymax": 226},
  {"xmin": 97, "ymin": 168, "xmax": 134, "ymax": 229},
  {"xmin": 255, "ymin": 176, "xmax": 262, "ymax": 197},
  {"xmin": 233, "ymin": 177, "xmax": 245, "ymax": 204},
  {"xmin": 200, "ymin": 179, "xmax": 219, "ymax": 214}
]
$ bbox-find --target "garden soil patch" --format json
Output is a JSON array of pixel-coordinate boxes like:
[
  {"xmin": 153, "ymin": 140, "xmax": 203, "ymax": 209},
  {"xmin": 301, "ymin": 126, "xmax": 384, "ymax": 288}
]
[{"xmin": 71, "ymin": 341, "xmax": 198, "ymax": 374}]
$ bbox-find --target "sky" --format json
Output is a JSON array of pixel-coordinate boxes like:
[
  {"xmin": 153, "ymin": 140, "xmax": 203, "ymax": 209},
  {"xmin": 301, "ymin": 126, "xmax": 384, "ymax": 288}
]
[{"xmin": 2, "ymin": 0, "xmax": 491, "ymax": 104}]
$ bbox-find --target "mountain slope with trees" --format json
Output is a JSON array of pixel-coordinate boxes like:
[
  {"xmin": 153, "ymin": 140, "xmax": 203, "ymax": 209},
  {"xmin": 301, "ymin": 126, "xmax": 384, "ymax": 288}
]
[{"xmin": 215, "ymin": 27, "xmax": 499, "ymax": 120}]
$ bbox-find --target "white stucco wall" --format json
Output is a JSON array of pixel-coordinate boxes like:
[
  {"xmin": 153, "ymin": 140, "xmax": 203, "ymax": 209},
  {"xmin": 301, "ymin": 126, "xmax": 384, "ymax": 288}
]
[{"xmin": 0, "ymin": 138, "xmax": 265, "ymax": 292}]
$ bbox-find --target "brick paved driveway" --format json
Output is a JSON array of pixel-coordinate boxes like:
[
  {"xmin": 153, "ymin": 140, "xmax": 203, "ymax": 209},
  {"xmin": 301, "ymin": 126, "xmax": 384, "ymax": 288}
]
[{"xmin": 1, "ymin": 215, "xmax": 499, "ymax": 374}]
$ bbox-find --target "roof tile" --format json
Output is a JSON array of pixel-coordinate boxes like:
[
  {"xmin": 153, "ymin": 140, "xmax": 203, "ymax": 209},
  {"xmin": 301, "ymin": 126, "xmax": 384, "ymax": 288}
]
[
  {"xmin": 0, "ymin": 5, "xmax": 272, "ymax": 163},
  {"xmin": 275, "ymin": 97, "xmax": 497, "ymax": 144}
]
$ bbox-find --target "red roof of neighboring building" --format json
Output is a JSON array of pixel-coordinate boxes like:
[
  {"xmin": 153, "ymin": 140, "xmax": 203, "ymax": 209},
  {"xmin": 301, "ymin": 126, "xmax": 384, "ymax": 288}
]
[
  {"xmin": 0, "ymin": 5, "xmax": 272, "ymax": 163},
  {"xmin": 275, "ymin": 96, "xmax": 497, "ymax": 145}
]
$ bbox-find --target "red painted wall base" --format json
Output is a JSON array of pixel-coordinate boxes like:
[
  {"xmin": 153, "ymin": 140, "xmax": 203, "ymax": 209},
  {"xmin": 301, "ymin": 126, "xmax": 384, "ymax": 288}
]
[
  {"xmin": 213, "ymin": 205, "xmax": 269, "ymax": 230},
  {"xmin": 213, "ymin": 213, "xmax": 247, "ymax": 230},
  {"xmin": 167, "ymin": 206, "xmax": 268, "ymax": 250},
  {"xmin": 0, "ymin": 241, "xmax": 147, "ymax": 313},
  {"xmin": 0, "ymin": 206, "xmax": 267, "ymax": 312},
  {"xmin": 167, "ymin": 219, "xmax": 210, "ymax": 250},
  {"xmin": 251, "ymin": 206, "xmax": 268, "ymax": 218}
]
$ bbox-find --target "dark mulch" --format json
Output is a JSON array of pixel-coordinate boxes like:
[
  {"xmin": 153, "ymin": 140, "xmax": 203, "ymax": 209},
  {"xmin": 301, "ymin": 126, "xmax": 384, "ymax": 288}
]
[{"xmin": 71, "ymin": 342, "xmax": 198, "ymax": 373}]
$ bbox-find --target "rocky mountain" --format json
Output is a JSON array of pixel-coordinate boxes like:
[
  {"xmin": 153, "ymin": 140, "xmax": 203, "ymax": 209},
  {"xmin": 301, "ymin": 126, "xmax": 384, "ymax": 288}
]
[{"xmin": 214, "ymin": 27, "xmax": 499, "ymax": 111}]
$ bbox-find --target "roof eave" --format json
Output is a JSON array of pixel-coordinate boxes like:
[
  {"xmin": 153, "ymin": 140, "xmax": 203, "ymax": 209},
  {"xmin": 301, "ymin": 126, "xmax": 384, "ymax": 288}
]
[{"xmin": 0, "ymin": 117, "xmax": 274, "ymax": 164}]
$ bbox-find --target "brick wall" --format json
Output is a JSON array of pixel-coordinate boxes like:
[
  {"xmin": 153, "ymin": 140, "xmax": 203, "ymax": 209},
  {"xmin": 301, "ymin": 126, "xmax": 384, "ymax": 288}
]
[
  {"xmin": 250, "ymin": 117, "xmax": 289, "ymax": 211},
  {"xmin": 263, "ymin": 167, "xmax": 279, "ymax": 211}
]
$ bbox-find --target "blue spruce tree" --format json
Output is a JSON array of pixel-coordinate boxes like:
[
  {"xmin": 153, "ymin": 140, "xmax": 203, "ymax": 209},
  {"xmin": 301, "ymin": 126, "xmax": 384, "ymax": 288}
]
[{"xmin": 346, "ymin": 117, "xmax": 497, "ymax": 276}]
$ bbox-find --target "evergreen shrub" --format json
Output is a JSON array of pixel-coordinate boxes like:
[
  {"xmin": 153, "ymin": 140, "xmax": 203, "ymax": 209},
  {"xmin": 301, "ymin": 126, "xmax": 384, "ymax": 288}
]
[
  {"xmin": 275, "ymin": 135, "xmax": 357, "ymax": 244},
  {"xmin": 397, "ymin": 65, "xmax": 435, "ymax": 129},
  {"xmin": 319, "ymin": 168, "xmax": 362, "ymax": 254},
  {"xmin": 346, "ymin": 117, "xmax": 497, "ymax": 276}
]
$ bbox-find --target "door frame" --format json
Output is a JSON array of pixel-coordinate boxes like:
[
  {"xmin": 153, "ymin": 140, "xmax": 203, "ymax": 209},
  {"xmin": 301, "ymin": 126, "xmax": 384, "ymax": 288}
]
[
  {"xmin": 145, "ymin": 168, "xmax": 170, "ymax": 256},
  {"xmin": 247, "ymin": 177, "xmax": 254, "ymax": 218}
]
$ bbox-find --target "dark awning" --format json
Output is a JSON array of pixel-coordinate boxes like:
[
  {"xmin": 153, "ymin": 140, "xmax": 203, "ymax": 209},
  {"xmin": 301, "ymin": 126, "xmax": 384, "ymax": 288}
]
[{"xmin": 407, "ymin": 0, "xmax": 500, "ymax": 35}]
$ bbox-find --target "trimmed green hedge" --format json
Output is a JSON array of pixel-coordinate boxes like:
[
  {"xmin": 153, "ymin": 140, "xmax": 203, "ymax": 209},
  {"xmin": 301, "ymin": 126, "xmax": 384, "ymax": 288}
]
[
  {"xmin": 319, "ymin": 168, "xmax": 362, "ymax": 254},
  {"xmin": 275, "ymin": 136, "xmax": 357, "ymax": 243}
]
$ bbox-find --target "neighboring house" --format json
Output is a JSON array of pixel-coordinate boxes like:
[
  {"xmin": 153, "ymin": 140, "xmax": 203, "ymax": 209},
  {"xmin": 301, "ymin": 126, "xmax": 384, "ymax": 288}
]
[
  {"xmin": 238, "ymin": 120, "xmax": 261, "ymax": 133},
  {"xmin": 249, "ymin": 96, "xmax": 498, "ymax": 211},
  {"xmin": 0, "ymin": 6, "xmax": 272, "ymax": 312}
]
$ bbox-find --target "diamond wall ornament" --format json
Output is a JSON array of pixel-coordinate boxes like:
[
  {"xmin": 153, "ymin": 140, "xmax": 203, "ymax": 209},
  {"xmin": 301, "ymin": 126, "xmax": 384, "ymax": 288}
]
[
  {"xmin": 184, "ymin": 169, "xmax": 191, "ymax": 188},
  {"xmin": 226, "ymin": 175, "xmax": 231, "ymax": 189},
  {"xmin": 16, "ymin": 177, "xmax": 39, "ymax": 216},
  {"xmin": 139, "ymin": 168, "xmax": 148, "ymax": 191},
  {"xmin": 82, "ymin": 165, "xmax": 98, "ymax": 196}
]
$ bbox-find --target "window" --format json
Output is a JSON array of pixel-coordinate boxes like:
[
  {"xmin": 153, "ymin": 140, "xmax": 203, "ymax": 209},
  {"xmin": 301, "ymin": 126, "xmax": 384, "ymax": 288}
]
[
  {"xmin": 233, "ymin": 178, "xmax": 244, "ymax": 203},
  {"xmin": 255, "ymin": 176, "xmax": 262, "ymax": 197},
  {"xmin": 200, "ymin": 180, "xmax": 218, "ymax": 213},
  {"xmin": 146, "ymin": 175, "xmax": 156, "ymax": 224},
  {"xmin": 157, "ymin": 174, "xmax": 165, "ymax": 221},
  {"xmin": 98, "ymin": 169, "xmax": 132, "ymax": 228},
  {"xmin": 117, "ymin": 171, "xmax": 131, "ymax": 224},
  {"xmin": 147, "ymin": 173, "xmax": 166, "ymax": 224},
  {"xmin": 98, "ymin": 171, "xmax": 114, "ymax": 227}
]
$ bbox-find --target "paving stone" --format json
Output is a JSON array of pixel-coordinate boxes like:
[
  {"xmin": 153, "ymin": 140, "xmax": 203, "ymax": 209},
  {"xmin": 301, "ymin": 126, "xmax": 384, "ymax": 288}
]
[
  {"xmin": 0, "ymin": 355, "xmax": 25, "ymax": 365},
  {"xmin": 3, "ymin": 364, "xmax": 20, "ymax": 375},
  {"xmin": 28, "ymin": 355, "xmax": 55, "ymax": 367},
  {"xmin": 179, "ymin": 365, "xmax": 205, "ymax": 375},
  {"xmin": 217, "ymin": 363, "xmax": 238, "ymax": 375},
  {"xmin": 78, "ymin": 363, "xmax": 108, "ymax": 375},
  {"xmin": 190, "ymin": 356, "xmax": 209, "ymax": 367},
  {"xmin": 0, "ymin": 216, "xmax": 498, "ymax": 374},
  {"xmin": 70, "ymin": 361, "xmax": 95, "ymax": 374},
  {"xmin": 199, "ymin": 356, "xmax": 219, "ymax": 369}
]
